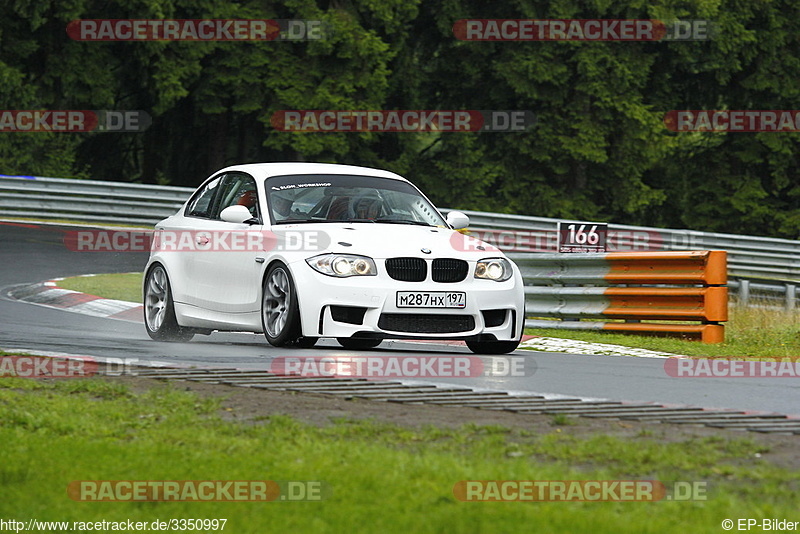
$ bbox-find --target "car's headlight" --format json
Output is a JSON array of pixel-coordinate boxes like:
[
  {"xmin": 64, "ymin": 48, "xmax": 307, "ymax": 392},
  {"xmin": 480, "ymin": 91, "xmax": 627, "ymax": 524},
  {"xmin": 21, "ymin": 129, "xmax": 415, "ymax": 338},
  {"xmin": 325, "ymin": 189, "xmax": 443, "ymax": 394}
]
[
  {"xmin": 306, "ymin": 254, "xmax": 377, "ymax": 277},
  {"xmin": 474, "ymin": 258, "xmax": 513, "ymax": 282}
]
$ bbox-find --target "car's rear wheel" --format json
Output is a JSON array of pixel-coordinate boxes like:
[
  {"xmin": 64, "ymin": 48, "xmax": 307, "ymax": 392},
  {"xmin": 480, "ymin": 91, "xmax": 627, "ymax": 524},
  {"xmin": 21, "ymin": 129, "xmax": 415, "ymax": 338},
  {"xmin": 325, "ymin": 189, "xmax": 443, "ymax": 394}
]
[
  {"xmin": 262, "ymin": 263, "xmax": 303, "ymax": 347},
  {"xmin": 466, "ymin": 340, "xmax": 519, "ymax": 354},
  {"xmin": 337, "ymin": 337, "xmax": 382, "ymax": 350},
  {"xmin": 144, "ymin": 265, "xmax": 194, "ymax": 342}
]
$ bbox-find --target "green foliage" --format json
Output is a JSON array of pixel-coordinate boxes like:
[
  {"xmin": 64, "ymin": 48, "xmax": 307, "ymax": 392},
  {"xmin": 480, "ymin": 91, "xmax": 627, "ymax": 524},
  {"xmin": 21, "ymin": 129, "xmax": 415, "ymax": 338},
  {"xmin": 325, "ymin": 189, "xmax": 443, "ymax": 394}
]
[{"xmin": 1, "ymin": 0, "xmax": 799, "ymax": 236}]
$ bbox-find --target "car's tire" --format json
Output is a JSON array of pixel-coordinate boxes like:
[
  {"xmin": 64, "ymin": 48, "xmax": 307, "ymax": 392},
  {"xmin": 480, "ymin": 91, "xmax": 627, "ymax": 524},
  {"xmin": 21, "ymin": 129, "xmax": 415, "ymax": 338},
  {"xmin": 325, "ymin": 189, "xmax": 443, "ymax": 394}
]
[
  {"xmin": 143, "ymin": 264, "xmax": 194, "ymax": 342},
  {"xmin": 337, "ymin": 337, "xmax": 382, "ymax": 350},
  {"xmin": 466, "ymin": 340, "xmax": 520, "ymax": 354},
  {"xmin": 261, "ymin": 263, "xmax": 303, "ymax": 347}
]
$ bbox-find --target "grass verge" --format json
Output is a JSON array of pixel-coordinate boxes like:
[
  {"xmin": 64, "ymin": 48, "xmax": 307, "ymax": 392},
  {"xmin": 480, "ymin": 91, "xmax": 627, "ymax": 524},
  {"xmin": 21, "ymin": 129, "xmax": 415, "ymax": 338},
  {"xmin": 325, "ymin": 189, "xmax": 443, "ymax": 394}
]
[
  {"xmin": 0, "ymin": 377, "xmax": 795, "ymax": 533},
  {"xmin": 525, "ymin": 305, "xmax": 800, "ymax": 358},
  {"xmin": 57, "ymin": 272, "xmax": 142, "ymax": 303}
]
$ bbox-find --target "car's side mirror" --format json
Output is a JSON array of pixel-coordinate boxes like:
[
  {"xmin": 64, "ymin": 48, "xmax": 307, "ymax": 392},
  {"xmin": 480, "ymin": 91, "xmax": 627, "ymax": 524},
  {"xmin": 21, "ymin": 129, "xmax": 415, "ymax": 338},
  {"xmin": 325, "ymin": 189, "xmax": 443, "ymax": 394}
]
[
  {"xmin": 220, "ymin": 205, "xmax": 257, "ymax": 224},
  {"xmin": 446, "ymin": 210, "xmax": 469, "ymax": 230}
]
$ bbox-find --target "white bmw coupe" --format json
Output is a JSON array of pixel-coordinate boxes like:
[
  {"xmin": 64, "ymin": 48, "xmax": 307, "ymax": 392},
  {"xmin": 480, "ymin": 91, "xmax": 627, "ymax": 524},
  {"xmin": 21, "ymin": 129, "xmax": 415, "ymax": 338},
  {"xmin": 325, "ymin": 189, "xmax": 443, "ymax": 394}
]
[{"xmin": 143, "ymin": 163, "xmax": 525, "ymax": 354}]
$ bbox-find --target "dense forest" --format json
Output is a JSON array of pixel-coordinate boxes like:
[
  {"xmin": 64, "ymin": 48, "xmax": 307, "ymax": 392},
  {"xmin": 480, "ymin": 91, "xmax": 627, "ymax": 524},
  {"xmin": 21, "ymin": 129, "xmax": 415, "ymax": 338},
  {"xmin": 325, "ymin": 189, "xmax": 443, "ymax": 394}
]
[{"xmin": 2, "ymin": 0, "xmax": 800, "ymax": 238}]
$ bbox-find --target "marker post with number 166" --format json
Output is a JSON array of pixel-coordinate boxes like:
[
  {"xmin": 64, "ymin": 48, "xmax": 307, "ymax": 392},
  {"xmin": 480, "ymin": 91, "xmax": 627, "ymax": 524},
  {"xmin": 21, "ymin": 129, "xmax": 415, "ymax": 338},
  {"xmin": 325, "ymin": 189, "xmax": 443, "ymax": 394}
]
[{"xmin": 557, "ymin": 222, "xmax": 608, "ymax": 253}]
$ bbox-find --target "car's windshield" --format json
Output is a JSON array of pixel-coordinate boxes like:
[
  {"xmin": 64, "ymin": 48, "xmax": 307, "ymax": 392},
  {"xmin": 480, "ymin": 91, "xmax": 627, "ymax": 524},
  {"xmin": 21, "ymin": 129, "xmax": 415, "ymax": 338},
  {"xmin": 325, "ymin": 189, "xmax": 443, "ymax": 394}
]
[{"xmin": 265, "ymin": 174, "xmax": 447, "ymax": 227}]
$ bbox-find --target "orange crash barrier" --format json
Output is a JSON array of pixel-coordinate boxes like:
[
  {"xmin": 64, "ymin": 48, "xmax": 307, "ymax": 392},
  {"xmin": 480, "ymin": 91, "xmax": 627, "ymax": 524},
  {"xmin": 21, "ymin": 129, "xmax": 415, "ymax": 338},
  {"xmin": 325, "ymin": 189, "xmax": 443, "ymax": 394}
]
[{"xmin": 520, "ymin": 251, "xmax": 728, "ymax": 343}]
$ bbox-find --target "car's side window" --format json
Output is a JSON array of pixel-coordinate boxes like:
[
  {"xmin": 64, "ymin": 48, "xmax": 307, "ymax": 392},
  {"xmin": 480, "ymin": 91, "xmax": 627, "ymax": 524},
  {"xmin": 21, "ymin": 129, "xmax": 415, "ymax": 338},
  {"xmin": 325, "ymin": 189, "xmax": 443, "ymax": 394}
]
[
  {"xmin": 211, "ymin": 172, "xmax": 260, "ymax": 222},
  {"xmin": 185, "ymin": 175, "xmax": 223, "ymax": 218}
]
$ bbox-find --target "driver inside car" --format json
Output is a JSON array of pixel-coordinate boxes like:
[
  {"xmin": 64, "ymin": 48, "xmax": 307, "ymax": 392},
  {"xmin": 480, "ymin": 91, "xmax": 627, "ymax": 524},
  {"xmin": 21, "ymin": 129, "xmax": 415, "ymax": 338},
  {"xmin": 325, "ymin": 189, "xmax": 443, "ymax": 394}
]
[
  {"xmin": 236, "ymin": 189, "xmax": 259, "ymax": 217},
  {"xmin": 353, "ymin": 195, "xmax": 385, "ymax": 219},
  {"xmin": 325, "ymin": 196, "xmax": 352, "ymax": 220},
  {"xmin": 270, "ymin": 192, "xmax": 295, "ymax": 221}
]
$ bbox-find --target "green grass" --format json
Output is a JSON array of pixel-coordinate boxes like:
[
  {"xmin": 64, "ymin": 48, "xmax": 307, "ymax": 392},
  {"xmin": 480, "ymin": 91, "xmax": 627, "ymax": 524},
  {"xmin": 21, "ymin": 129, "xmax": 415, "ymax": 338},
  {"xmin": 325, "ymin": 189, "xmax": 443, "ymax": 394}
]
[
  {"xmin": 57, "ymin": 272, "xmax": 142, "ymax": 302},
  {"xmin": 549, "ymin": 413, "xmax": 578, "ymax": 426},
  {"xmin": 0, "ymin": 377, "xmax": 794, "ymax": 533},
  {"xmin": 525, "ymin": 305, "xmax": 800, "ymax": 358}
]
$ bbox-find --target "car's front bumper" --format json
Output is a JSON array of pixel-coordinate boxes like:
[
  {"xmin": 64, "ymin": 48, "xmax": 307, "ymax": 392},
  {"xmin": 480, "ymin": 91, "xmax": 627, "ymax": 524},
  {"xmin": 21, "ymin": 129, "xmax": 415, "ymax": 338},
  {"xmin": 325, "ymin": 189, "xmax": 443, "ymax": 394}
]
[{"xmin": 291, "ymin": 259, "xmax": 525, "ymax": 341}]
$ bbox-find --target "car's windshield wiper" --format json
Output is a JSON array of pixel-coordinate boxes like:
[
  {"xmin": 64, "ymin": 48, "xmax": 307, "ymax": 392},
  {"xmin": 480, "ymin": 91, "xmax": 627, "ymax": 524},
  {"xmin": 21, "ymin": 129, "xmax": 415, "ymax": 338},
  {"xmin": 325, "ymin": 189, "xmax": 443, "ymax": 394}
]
[{"xmin": 374, "ymin": 218, "xmax": 434, "ymax": 226}]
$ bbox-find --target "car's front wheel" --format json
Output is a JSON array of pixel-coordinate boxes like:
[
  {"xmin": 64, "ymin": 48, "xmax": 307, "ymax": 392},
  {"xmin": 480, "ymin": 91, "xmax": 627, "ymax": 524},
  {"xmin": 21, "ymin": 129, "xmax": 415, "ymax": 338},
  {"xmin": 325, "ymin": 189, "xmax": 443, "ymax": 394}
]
[
  {"xmin": 262, "ymin": 263, "xmax": 303, "ymax": 347},
  {"xmin": 143, "ymin": 264, "xmax": 194, "ymax": 342},
  {"xmin": 466, "ymin": 340, "xmax": 520, "ymax": 354}
]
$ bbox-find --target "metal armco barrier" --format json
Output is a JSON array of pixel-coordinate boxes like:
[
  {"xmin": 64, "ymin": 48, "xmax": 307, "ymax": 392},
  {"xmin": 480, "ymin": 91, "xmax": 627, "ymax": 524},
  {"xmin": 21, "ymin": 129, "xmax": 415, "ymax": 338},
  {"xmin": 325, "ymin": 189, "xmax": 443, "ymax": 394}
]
[
  {"xmin": 0, "ymin": 174, "xmax": 795, "ymax": 274},
  {"xmin": 0, "ymin": 174, "xmax": 791, "ymax": 312},
  {"xmin": 728, "ymin": 278, "xmax": 798, "ymax": 311},
  {"xmin": 518, "ymin": 251, "xmax": 728, "ymax": 343},
  {"xmin": 454, "ymin": 210, "xmax": 800, "ymax": 281},
  {"xmin": 0, "ymin": 174, "xmax": 193, "ymax": 226}
]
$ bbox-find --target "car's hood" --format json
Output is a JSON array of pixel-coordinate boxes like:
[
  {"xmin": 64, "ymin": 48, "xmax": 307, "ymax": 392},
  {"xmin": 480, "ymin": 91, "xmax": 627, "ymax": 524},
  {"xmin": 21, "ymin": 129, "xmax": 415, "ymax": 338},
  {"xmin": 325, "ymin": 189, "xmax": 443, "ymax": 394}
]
[{"xmin": 272, "ymin": 222, "xmax": 502, "ymax": 259}]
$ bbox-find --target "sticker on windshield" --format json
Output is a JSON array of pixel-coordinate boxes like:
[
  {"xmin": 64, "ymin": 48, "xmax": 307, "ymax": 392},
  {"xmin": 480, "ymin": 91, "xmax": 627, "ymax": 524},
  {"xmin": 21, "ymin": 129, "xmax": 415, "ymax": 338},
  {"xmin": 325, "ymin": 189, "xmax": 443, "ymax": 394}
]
[{"xmin": 271, "ymin": 182, "xmax": 331, "ymax": 191}]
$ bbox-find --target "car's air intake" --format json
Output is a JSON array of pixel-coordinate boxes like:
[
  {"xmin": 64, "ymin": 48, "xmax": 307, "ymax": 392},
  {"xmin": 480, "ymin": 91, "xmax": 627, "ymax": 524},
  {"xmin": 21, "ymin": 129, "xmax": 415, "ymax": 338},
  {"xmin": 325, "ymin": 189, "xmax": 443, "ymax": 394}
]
[
  {"xmin": 431, "ymin": 258, "xmax": 469, "ymax": 283},
  {"xmin": 378, "ymin": 313, "xmax": 475, "ymax": 333},
  {"xmin": 385, "ymin": 257, "xmax": 427, "ymax": 282}
]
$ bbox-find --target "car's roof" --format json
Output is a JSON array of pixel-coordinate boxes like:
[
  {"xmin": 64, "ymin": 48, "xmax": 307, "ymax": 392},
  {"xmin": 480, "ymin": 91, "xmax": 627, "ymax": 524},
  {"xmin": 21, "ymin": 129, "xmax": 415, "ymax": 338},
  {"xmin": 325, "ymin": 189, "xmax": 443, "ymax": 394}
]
[{"xmin": 215, "ymin": 162, "xmax": 408, "ymax": 182}]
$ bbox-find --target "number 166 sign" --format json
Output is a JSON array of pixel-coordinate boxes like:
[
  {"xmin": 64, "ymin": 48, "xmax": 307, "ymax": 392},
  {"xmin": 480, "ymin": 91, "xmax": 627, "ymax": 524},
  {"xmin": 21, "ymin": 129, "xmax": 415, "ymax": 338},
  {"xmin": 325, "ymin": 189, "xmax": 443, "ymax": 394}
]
[{"xmin": 557, "ymin": 222, "xmax": 607, "ymax": 253}]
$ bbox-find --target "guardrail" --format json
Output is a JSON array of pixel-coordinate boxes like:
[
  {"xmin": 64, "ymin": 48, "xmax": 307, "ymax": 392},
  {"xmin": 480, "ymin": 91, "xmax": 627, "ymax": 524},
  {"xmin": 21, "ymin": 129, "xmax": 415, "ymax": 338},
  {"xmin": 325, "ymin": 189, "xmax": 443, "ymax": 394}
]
[
  {"xmin": 728, "ymin": 278, "xmax": 798, "ymax": 310},
  {"xmin": 0, "ymin": 174, "xmax": 193, "ymax": 225},
  {"xmin": 456, "ymin": 210, "xmax": 800, "ymax": 281},
  {"xmin": 0, "ymin": 174, "xmax": 795, "ymax": 312},
  {"xmin": 518, "ymin": 251, "xmax": 729, "ymax": 343},
  {"xmin": 452, "ymin": 211, "xmax": 799, "ymax": 311}
]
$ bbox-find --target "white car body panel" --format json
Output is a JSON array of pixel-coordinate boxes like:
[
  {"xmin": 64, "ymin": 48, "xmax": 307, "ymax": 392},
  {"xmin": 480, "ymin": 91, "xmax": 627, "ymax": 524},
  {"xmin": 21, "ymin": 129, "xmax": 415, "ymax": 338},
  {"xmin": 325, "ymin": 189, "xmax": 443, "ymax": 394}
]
[{"xmin": 144, "ymin": 162, "xmax": 525, "ymax": 345}]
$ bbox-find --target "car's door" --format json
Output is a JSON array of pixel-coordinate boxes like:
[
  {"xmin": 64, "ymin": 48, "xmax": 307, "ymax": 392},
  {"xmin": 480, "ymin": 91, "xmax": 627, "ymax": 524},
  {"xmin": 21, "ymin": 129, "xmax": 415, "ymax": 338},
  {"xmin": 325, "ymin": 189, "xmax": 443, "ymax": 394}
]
[
  {"xmin": 164, "ymin": 173, "xmax": 223, "ymax": 307},
  {"xmin": 181, "ymin": 172, "xmax": 265, "ymax": 313}
]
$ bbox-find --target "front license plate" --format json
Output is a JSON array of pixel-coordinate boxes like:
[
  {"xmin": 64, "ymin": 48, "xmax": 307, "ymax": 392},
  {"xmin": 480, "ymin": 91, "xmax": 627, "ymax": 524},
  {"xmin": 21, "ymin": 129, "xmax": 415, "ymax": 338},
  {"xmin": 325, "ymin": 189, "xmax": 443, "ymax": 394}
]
[{"xmin": 396, "ymin": 291, "xmax": 466, "ymax": 308}]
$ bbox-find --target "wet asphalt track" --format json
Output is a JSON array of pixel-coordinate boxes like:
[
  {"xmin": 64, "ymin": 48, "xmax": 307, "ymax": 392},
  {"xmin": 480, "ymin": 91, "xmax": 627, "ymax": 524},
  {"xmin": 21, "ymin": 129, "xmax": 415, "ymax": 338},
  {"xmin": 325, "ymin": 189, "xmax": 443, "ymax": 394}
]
[{"xmin": 1, "ymin": 221, "xmax": 798, "ymax": 416}]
